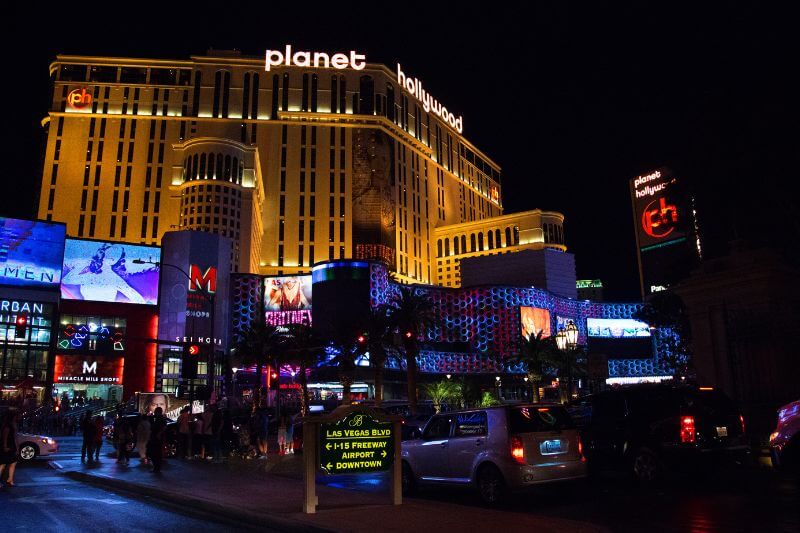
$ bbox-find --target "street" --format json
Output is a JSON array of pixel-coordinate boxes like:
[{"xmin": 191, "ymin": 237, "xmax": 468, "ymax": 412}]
[
  {"xmin": 0, "ymin": 437, "xmax": 265, "ymax": 532},
  {"xmin": 1, "ymin": 435, "xmax": 798, "ymax": 532}
]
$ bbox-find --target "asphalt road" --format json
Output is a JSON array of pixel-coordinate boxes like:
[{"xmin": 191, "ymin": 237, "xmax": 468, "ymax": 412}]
[{"xmin": 0, "ymin": 439, "xmax": 268, "ymax": 532}]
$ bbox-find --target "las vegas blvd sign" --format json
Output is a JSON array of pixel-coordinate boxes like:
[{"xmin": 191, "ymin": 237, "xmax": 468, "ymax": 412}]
[{"xmin": 319, "ymin": 410, "xmax": 395, "ymax": 474}]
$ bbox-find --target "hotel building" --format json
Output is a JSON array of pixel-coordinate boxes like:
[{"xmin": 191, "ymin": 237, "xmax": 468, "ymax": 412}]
[{"xmin": 38, "ymin": 49, "xmax": 564, "ymax": 286}]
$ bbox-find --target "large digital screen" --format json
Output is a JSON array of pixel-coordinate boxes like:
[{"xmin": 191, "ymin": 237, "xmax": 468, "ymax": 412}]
[
  {"xmin": 265, "ymin": 275, "xmax": 313, "ymax": 326},
  {"xmin": 520, "ymin": 306, "xmax": 551, "ymax": 340},
  {"xmin": 138, "ymin": 393, "xmax": 203, "ymax": 420},
  {"xmin": 0, "ymin": 217, "xmax": 66, "ymax": 288},
  {"xmin": 587, "ymin": 318, "xmax": 651, "ymax": 338},
  {"xmin": 53, "ymin": 355, "xmax": 124, "ymax": 385},
  {"xmin": 61, "ymin": 239, "xmax": 160, "ymax": 305}
]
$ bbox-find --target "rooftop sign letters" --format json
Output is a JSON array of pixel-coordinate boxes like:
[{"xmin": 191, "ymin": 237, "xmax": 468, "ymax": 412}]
[
  {"xmin": 265, "ymin": 45, "xmax": 366, "ymax": 72},
  {"xmin": 397, "ymin": 64, "xmax": 463, "ymax": 134},
  {"xmin": 319, "ymin": 411, "xmax": 395, "ymax": 475},
  {"xmin": 67, "ymin": 88, "xmax": 92, "ymax": 110}
]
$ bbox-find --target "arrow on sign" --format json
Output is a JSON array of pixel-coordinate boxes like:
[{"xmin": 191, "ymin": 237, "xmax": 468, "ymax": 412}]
[
  {"xmin": 326, "ymin": 462, "xmax": 333, "ymax": 470},
  {"xmin": 381, "ymin": 450, "xmax": 387, "ymax": 458},
  {"xmin": 326, "ymin": 443, "xmax": 332, "ymax": 451}
]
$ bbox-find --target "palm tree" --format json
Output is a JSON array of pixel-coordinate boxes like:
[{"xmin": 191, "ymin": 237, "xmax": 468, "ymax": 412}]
[
  {"xmin": 360, "ymin": 305, "xmax": 394, "ymax": 406},
  {"xmin": 282, "ymin": 323, "xmax": 326, "ymax": 416},
  {"xmin": 421, "ymin": 379, "xmax": 462, "ymax": 413},
  {"xmin": 511, "ymin": 331, "xmax": 559, "ymax": 403},
  {"xmin": 388, "ymin": 285, "xmax": 436, "ymax": 415},
  {"xmin": 231, "ymin": 322, "xmax": 285, "ymax": 411}
]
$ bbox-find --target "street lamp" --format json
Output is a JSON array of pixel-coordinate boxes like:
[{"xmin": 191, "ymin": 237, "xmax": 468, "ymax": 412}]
[
  {"xmin": 565, "ymin": 320, "xmax": 579, "ymax": 349},
  {"xmin": 134, "ymin": 259, "xmax": 217, "ymax": 402}
]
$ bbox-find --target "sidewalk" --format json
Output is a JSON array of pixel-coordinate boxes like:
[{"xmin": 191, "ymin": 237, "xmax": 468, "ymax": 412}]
[{"xmin": 54, "ymin": 444, "xmax": 606, "ymax": 532}]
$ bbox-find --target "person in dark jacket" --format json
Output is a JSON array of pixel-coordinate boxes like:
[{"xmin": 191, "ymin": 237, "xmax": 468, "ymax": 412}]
[
  {"xmin": 148, "ymin": 407, "xmax": 167, "ymax": 473},
  {"xmin": 0, "ymin": 409, "xmax": 19, "ymax": 486},
  {"xmin": 81, "ymin": 411, "xmax": 96, "ymax": 463}
]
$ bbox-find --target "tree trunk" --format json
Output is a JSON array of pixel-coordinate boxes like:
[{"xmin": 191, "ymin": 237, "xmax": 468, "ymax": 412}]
[
  {"xmin": 254, "ymin": 361, "xmax": 263, "ymax": 412},
  {"xmin": 299, "ymin": 362, "xmax": 309, "ymax": 416},
  {"xmin": 405, "ymin": 341, "xmax": 418, "ymax": 415}
]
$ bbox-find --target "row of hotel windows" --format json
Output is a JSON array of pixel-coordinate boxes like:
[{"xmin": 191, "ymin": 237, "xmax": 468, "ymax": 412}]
[
  {"xmin": 183, "ymin": 152, "xmax": 245, "ymax": 184},
  {"xmin": 437, "ymin": 226, "xmax": 521, "ymax": 258}
]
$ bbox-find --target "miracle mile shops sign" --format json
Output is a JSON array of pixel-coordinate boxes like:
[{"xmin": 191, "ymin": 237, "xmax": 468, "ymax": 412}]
[{"xmin": 320, "ymin": 410, "xmax": 394, "ymax": 474}]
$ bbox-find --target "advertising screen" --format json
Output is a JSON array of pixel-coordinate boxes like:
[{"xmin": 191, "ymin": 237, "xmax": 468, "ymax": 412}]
[
  {"xmin": 587, "ymin": 318, "xmax": 651, "ymax": 338},
  {"xmin": 630, "ymin": 168, "xmax": 689, "ymax": 249},
  {"xmin": 0, "ymin": 217, "xmax": 66, "ymax": 288},
  {"xmin": 53, "ymin": 355, "xmax": 124, "ymax": 385},
  {"xmin": 61, "ymin": 239, "xmax": 160, "ymax": 305},
  {"xmin": 138, "ymin": 393, "xmax": 204, "ymax": 421},
  {"xmin": 520, "ymin": 306, "xmax": 551, "ymax": 340},
  {"xmin": 265, "ymin": 275, "xmax": 313, "ymax": 326}
]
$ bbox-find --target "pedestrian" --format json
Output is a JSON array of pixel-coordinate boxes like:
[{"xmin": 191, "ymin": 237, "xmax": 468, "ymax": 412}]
[
  {"xmin": 192, "ymin": 411, "xmax": 205, "ymax": 459},
  {"xmin": 115, "ymin": 416, "xmax": 131, "ymax": 465},
  {"xmin": 256, "ymin": 407, "xmax": 269, "ymax": 457},
  {"xmin": 93, "ymin": 415, "xmax": 104, "ymax": 462},
  {"xmin": 81, "ymin": 411, "xmax": 96, "ymax": 463},
  {"xmin": 285, "ymin": 413, "xmax": 295, "ymax": 455},
  {"xmin": 0, "ymin": 409, "xmax": 20, "ymax": 487},
  {"xmin": 136, "ymin": 414, "xmax": 151, "ymax": 465},
  {"xmin": 211, "ymin": 405, "xmax": 223, "ymax": 462},
  {"xmin": 148, "ymin": 407, "xmax": 167, "ymax": 473},
  {"xmin": 177, "ymin": 406, "xmax": 191, "ymax": 460},
  {"xmin": 202, "ymin": 407, "xmax": 214, "ymax": 460},
  {"xmin": 277, "ymin": 414, "xmax": 287, "ymax": 455}
]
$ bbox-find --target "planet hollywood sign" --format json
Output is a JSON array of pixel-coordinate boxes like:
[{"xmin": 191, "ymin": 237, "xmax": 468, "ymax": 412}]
[{"xmin": 264, "ymin": 46, "xmax": 464, "ymax": 133}]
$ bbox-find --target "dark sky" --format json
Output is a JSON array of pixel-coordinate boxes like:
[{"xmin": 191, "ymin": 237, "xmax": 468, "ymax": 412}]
[{"xmin": 5, "ymin": 3, "xmax": 796, "ymax": 300}]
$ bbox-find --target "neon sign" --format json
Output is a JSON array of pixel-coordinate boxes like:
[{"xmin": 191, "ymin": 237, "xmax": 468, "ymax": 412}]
[
  {"xmin": 265, "ymin": 45, "xmax": 366, "ymax": 72},
  {"xmin": 189, "ymin": 264, "xmax": 217, "ymax": 294},
  {"xmin": 67, "ymin": 88, "xmax": 92, "ymax": 109},
  {"xmin": 641, "ymin": 197, "xmax": 678, "ymax": 239},
  {"xmin": 397, "ymin": 64, "xmax": 463, "ymax": 133},
  {"xmin": 58, "ymin": 323, "xmax": 125, "ymax": 352}
]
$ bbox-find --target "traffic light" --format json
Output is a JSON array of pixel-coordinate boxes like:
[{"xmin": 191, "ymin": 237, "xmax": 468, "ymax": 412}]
[
  {"xmin": 181, "ymin": 344, "xmax": 200, "ymax": 380},
  {"xmin": 14, "ymin": 315, "xmax": 28, "ymax": 339},
  {"xmin": 269, "ymin": 370, "xmax": 279, "ymax": 390},
  {"xmin": 355, "ymin": 333, "xmax": 367, "ymax": 354}
]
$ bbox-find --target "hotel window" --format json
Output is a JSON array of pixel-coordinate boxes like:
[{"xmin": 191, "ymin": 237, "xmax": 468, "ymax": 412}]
[
  {"xmin": 271, "ymin": 75, "xmax": 279, "ymax": 118},
  {"xmin": 358, "ymin": 76, "xmax": 374, "ymax": 115},
  {"xmin": 281, "ymin": 73, "xmax": 289, "ymax": 111},
  {"xmin": 331, "ymin": 75, "xmax": 338, "ymax": 113},
  {"xmin": 311, "ymin": 74, "xmax": 318, "ymax": 112},
  {"xmin": 505, "ymin": 227, "xmax": 512, "ymax": 246},
  {"xmin": 192, "ymin": 71, "xmax": 202, "ymax": 116},
  {"xmin": 251, "ymin": 73, "xmax": 259, "ymax": 119},
  {"xmin": 243, "ymin": 73, "xmax": 251, "ymax": 119},
  {"xmin": 90, "ymin": 65, "xmax": 117, "ymax": 83},
  {"xmin": 279, "ymin": 196, "xmax": 285, "ymax": 217},
  {"xmin": 301, "ymin": 73, "xmax": 309, "ymax": 112}
]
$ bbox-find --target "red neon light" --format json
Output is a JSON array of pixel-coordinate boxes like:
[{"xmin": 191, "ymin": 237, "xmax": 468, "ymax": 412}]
[
  {"xmin": 641, "ymin": 197, "xmax": 678, "ymax": 239},
  {"xmin": 67, "ymin": 88, "xmax": 92, "ymax": 109},
  {"xmin": 189, "ymin": 264, "xmax": 217, "ymax": 294},
  {"xmin": 680, "ymin": 416, "xmax": 695, "ymax": 443}
]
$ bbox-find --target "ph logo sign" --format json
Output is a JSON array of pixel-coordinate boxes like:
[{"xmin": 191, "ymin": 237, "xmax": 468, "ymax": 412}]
[{"xmin": 67, "ymin": 88, "xmax": 92, "ymax": 109}]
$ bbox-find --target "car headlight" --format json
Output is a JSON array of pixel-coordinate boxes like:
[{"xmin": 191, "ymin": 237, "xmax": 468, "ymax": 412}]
[{"xmin": 769, "ymin": 431, "xmax": 779, "ymax": 444}]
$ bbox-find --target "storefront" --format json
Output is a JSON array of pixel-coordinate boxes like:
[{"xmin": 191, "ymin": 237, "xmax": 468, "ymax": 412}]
[{"xmin": 53, "ymin": 353, "xmax": 124, "ymax": 405}]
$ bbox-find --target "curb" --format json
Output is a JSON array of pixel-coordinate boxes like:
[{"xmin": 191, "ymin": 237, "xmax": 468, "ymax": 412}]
[{"xmin": 62, "ymin": 470, "xmax": 331, "ymax": 533}]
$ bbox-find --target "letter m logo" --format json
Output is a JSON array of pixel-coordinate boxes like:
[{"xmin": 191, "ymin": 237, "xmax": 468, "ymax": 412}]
[
  {"xmin": 189, "ymin": 264, "xmax": 217, "ymax": 294},
  {"xmin": 82, "ymin": 361, "xmax": 97, "ymax": 374}
]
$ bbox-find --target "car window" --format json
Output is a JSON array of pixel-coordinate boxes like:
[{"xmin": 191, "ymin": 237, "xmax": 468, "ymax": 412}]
[
  {"xmin": 508, "ymin": 406, "xmax": 575, "ymax": 433},
  {"xmin": 454, "ymin": 411, "xmax": 487, "ymax": 437},
  {"xmin": 423, "ymin": 415, "xmax": 452, "ymax": 440}
]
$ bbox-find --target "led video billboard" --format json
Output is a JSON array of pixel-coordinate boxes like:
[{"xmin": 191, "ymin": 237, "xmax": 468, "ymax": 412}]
[
  {"xmin": 0, "ymin": 217, "xmax": 66, "ymax": 289},
  {"xmin": 138, "ymin": 392, "xmax": 203, "ymax": 420},
  {"xmin": 520, "ymin": 306, "xmax": 551, "ymax": 340},
  {"xmin": 587, "ymin": 318, "xmax": 651, "ymax": 338},
  {"xmin": 265, "ymin": 275, "xmax": 313, "ymax": 326},
  {"xmin": 61, "ymin": 239, "xmax": 160, "ymax": 305}
]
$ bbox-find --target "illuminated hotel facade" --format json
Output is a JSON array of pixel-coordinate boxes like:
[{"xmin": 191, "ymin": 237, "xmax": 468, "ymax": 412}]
[{"xmin": 38, "ymin": 49, "xmax": 564, "ymax": 286}]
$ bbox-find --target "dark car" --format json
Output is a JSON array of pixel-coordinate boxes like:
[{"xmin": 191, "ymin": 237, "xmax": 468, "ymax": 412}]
[
  {"xmin": 108, "ymin": 413, "xmax": 180, "ymax": 458},
  {"xmin": 769, "ymin": 399, "xmax": 800, "ymax": 473},
  {"xmin": 569, "ymin": 384, "xmax": 749, "ymax": 482}
]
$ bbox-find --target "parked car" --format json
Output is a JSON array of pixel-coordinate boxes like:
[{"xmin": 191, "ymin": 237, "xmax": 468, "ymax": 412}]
[
  {"xmin": 16, "ymin": 432, "xmax": 58, "ymax": 461},
  {"xmin": 401, "ymin": 404, "xmax": 587, "ymax": 504},
  {"xmin": 769, "ymin": 399, "xmax": 799, "ymax": 473},
  {"xmin": 569, "ymin": 384, "xmax": 749, "ymax": 482},
  {"xmin": 107, "ymin": 413, "xmax": 180, "ymax": 458}
]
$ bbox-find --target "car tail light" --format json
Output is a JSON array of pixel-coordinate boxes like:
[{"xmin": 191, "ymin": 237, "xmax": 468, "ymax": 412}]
[
  {"xmin": 577, "ymin": 435, "xmax": 586, "ymax": 462},
  {"xmin": 739, "ymin": 414, "xmax": 745, "ymax": 435},
  {"xmin": 680, "ymin": 416, "xmax": 696, "ymax": 444},
  {"xmin": 511, "ymin": 436, "xmax": 525, "ymax": 464}
]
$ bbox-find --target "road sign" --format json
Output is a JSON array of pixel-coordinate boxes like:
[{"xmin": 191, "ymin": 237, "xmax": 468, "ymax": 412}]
[{"xmin": 319, "ymin": 410, "xmax": 395, "ymax": 475}]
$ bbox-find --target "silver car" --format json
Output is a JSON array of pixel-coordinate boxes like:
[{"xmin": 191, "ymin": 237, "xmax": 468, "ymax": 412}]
[
  {"xmin": 16, "ymin": 432, "xmax": 59, "ymax": 461},
  {"xmin": 401, "ymin": 405, "xmax": 587, "ymax": 504}
]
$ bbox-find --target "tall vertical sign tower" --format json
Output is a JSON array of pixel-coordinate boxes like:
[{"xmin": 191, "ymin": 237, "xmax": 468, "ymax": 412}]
[{"xmin": 630, "ymin": 168, "xmax": 701, "ymax": 299}]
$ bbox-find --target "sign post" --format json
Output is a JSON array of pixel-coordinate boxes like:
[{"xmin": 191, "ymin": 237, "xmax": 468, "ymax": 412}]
[{"xmin": 302, "ymin": 406, "xmax": 401, "ymax": 514}]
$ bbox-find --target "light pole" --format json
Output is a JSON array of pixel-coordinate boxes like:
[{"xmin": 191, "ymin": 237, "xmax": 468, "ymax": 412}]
[
  {"xmin": 134, "ymin": 259, "xmax": 217, "ymax": 403},
  {"xmin": 555, "ymin": 321, "xmax": 579, "ymax": 402}
]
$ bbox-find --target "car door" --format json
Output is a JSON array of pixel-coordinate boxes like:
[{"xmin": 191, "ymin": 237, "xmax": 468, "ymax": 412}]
[
  {"xmin": 587, "ymin": 392, "xmax": 628, "ymax": 464},
  {"xmin": 447, "ymin": 411, "xmax": 488, "ymax": 482},
  {"xmin": 414, "ymin": 414, "xmax": 453, "ymax": 480}
]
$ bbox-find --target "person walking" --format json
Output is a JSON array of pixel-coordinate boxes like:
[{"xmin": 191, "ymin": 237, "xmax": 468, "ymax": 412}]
[
  {"xmin": 148, "ymin": 407, "xmax": 167, "ymax": 473},
  {"xmin": 81, "ymin": 411, "xmax": 96, "ymax": 463},
  {"xmin": 177, "ymin": 406, "xmax": 191, "ymax": 460},
  {"xmin": 0, "ymin": 410, "xmax": 19, "ymax": 487},
  {"xmin": 256, "ymin": 407, "xmax": 269, "ymax": 458},
  {"xmin": 136, "ymin": 414, "xmax": 151, "ymax": 465},
  {"xmin": 285, "ymin": 413, "xmax": 295, "ymax": 455},
  {"xmin": 115, "ymin": 416, "xmax": 131, "ymax": 465},
  {"xmin": 211, "ymin": 406, "xmax": 223, "ymax": 462},
  {"xmin": 201, "ymin": 407, "xmax": 214, "ymax": 461},
  {"xmin": 277, "ymin": 414, "xmax": 287, "ymax": 455},
  {"xmin": 93, "ymin": 415, "xmax": 104, "ymax": 462},
  {"xmin": 192, "ymin": 411, "xmax": 205, "ymax": 459}
]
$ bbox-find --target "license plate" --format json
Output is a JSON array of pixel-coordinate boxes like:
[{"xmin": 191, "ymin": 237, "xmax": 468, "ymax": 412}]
[
  {"xmin": 539, "ymin": 439, "xmax": 566, "ymax": 455},
  {"xmin": 716, "ymin": 426, "xmax": 728, "ymax": 437}
]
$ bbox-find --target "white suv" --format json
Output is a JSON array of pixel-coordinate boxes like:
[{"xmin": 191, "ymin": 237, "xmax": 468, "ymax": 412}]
[{"xmin": 401, "ymin": 405, "xmax": 587, "ymax": 504}]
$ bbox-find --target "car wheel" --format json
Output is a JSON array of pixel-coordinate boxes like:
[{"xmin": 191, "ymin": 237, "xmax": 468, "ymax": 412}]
[
  {"xmin": 631, "ymin": 447, "xmax": 661, "ymax": 483},
  {"xmin": 477, "ymin": 464, "xmax": 506, "ymax": 505},
  {"xmin": 19, "ymin": 442, "xmax": 39, "ymax": 461},
  {"xmin": 401, "ymin": 461, "xmax": 416, "ymax": 496}
]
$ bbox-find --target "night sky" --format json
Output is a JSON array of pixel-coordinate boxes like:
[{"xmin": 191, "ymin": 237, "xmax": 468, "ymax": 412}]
[{"xmin": 5, "ymin": 4, "xmax": 795, "ymax": 300}]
